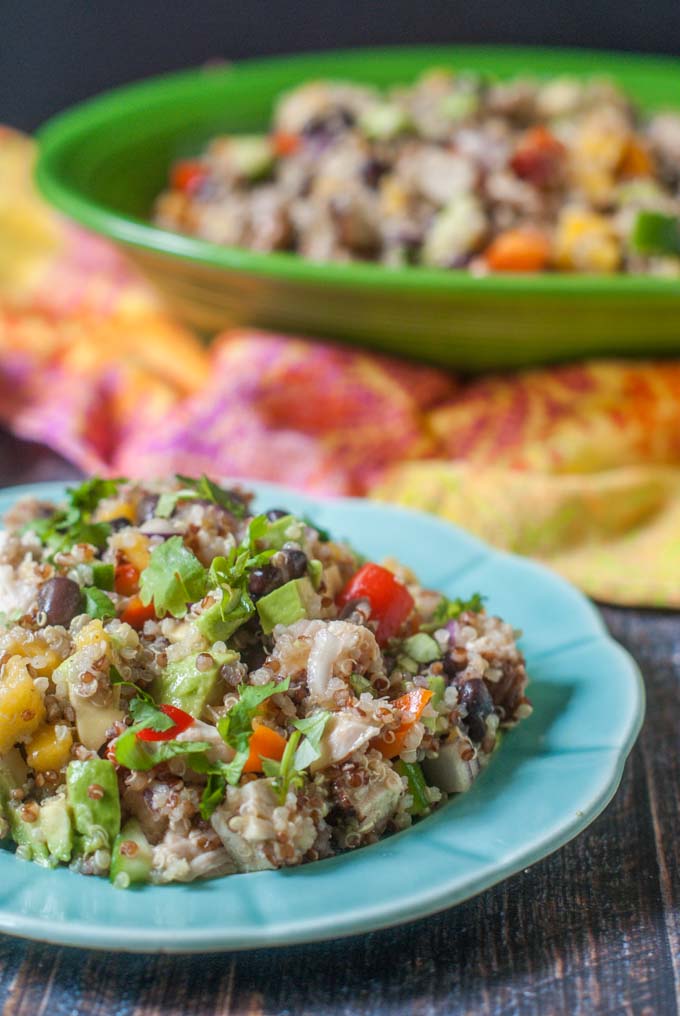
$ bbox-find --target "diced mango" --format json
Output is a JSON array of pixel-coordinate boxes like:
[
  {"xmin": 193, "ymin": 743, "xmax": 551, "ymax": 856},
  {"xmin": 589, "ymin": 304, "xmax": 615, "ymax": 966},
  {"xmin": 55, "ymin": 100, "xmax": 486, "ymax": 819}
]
[
  {"xmin": 73, "ymin": 619, "xmax": 110, "ymax": 654},
  {"xmin": 0, "ymin": 656, "xmax": 46, "ymax": 755},
  {"xmin": 2, "ymin": 636, "xmax": 63, "ymax": 677},
  {"xmin": 96, "ymin": 500, "xmax": 136, "ymax": 524},
  {"xmin": 25, "ymin": 724, "xmax": 73, "ymax": 772},
  {"xmin": 554, "ymin": 208, "xmax": 621, "ymax": 274},
  {"xmin": 110, "ymin": 531, "xmax": 151, "ymax": 573}
]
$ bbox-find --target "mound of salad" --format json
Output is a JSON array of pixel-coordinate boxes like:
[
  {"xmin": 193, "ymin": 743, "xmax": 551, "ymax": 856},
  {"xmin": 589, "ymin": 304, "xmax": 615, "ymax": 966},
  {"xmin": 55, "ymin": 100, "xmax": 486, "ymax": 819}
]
[
  {"xmin": 155, "ymin": 68, "xmax": 680, "ymax": 276},
  {"xmin": 0, "ymin": 477, "xmax": 530, "ymax": 887}
]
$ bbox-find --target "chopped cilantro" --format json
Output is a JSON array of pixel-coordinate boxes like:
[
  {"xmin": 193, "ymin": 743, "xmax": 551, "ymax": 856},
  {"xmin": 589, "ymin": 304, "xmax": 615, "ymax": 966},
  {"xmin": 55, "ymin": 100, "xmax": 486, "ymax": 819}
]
[
  {"xmin": 262, "ymin": 730, "xmax": 304, "ymax": 804},
  {"xmin": 91, "ymin": 562, "xmax": 114, "ymax": 591},
  {"xmin": 292, "ymin": 711, "xmax": 331, "ymax": 770},
  {"xmin": 139, "ymin": 537, "xmax": 207, "ymax": 618},
  {"xmin": 431, "ymin": 592, "xmax": 486, "ymax": 627},
  {"xmin": 156, "ymin": 474, "xmax": 247, "ymax": 519},
  {"xmin": 23, "ymin": 476, "xmax": 124, "ymax": 556},
  {"xmin": 350, "ymin": 673, "xmax": 375, "ymax": 698},
  {"xmin": 82, "ymin": 586, "xmax": 116, "ymax": 620},
  {"xmin": 114, "ymin": 728, "xmax": 210, "ymax": 771}
]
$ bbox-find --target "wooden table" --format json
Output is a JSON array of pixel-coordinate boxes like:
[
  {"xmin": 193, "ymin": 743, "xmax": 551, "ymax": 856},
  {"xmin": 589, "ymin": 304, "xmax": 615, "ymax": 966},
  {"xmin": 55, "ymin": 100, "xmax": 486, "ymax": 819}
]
[{"xmin": 0, "ymin": 430, "xmax": 677, "ymax": 1016}]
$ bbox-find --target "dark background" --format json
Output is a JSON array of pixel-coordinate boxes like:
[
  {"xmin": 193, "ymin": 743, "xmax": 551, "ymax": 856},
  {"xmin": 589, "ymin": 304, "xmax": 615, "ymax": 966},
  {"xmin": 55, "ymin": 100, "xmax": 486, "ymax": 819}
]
[{"xmin": 3, "ymin": 0, "xmax": 680, "ymax": 132}]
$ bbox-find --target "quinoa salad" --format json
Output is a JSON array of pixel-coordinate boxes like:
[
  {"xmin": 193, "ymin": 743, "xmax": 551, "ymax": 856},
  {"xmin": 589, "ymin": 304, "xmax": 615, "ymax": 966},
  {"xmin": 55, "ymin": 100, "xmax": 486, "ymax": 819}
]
[
  {"xmin": 0, "ymin": 477, "xmax": 530, "ymax": 887},
  {"xmin": 154, "ymin": 69, "xmax": 680, "ymax": 276}
]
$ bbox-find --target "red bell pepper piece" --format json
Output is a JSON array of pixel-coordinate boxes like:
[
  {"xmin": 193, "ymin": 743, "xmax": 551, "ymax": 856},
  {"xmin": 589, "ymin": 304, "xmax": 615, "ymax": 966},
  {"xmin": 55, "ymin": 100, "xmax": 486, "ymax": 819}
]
[
  {"xmin": 337, "ymin": 563, "xmax": 414, "ymax": 644},
  {"xmin": 171, "ymin": 159, "xmax": 207, "ymax": 193},
  {"xmin": 114, "ymin": 563, "xmax": 140, "ymax": 596},
  {"xmin": 137, "ymin": 704, "xmax": 194, "ymax": 742}
]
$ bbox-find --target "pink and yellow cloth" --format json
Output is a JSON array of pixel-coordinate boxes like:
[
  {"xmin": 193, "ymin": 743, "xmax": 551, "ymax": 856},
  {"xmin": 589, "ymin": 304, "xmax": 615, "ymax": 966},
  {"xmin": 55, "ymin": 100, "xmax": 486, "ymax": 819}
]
[{"xmin": 2, "ymin": 127, "xmax": 679, "ymax": 606}]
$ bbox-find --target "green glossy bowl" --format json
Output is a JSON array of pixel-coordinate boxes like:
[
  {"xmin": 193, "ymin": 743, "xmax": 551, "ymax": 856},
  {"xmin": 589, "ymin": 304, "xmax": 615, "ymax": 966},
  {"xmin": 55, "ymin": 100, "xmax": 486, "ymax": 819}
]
[{"xmin": 36, "ymin": 46, "xmax": 680, "ymax": 370}]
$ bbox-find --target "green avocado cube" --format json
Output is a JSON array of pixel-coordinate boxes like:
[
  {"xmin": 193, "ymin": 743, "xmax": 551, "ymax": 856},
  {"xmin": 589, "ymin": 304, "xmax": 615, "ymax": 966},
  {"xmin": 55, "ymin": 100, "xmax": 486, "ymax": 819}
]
[
  {"xmin": 258, "ymin": 514, "xmax": 304, "ymax": 550},
  {"xmin": 402, "ymin": 633, "xmax": 442, "ymax": 664},
  {"xmin": 40, "ymin": 793, "xmax": 73, "ymax": 863},
  {"xmin": 67, "ymin": 758, "xmax": 120, "ymax": 857},
  {"xmin": 196, "ymin": 591, "xmax": 253, "ymax": 643},
  {"xmin": 256, "ymin": 577, "xmax": 316, "ymax": 635},
  {"xmin": 151, "ymin": 649, "xmax": 236, "ymax": 719},
  {"xmin": 110, "ymin": 818, "xmax": 154, "ymax": 888},
  {"xmin": 7, "ymin": 800, "xmax": 51, "ymax": 866}
]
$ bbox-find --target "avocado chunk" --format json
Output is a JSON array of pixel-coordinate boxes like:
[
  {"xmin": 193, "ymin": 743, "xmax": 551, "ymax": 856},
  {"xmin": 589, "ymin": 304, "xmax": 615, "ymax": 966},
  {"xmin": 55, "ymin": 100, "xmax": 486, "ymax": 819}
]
[
  {"xmin": 67, "ymin": 758, "xmax": 120, "ymax": 857},
  {"xmin": 7, "ymin": 799, "xmax": 51, "ymax": 866},
  {"xmin": 40, "ymin": 793, "xmax": 73, "ymax": 863},
  {"xmin": 230, "ymin": 135, "xmax": 274, "ymax": 180},
  {"xmin": 151, "ymin": 649, "xmax": 236, "ymax": 719},
  {"xmin": 196, "ymin": 591, "xmax": 253, "ymax": 643},
  {"xmin": 53, "ymin": 653, "xmax": 124, "ymax": 751},
  {"xmin": 0, "ymin": 748, "xmax": 28, "ymax": 841},
  {"xmin": 258, "ymin": 514, "xmax": 304, "ymax": 551},
  {"xmin": 359, "ymin": 102, "xmax": 412, "ymax": 140},
  {"xmin": 110, "ymin": 818, "xmax": 153, "ymax": 888},
  {"xmin": 256, "ymin": 577, "xmax": 316, "ymax": 635}
]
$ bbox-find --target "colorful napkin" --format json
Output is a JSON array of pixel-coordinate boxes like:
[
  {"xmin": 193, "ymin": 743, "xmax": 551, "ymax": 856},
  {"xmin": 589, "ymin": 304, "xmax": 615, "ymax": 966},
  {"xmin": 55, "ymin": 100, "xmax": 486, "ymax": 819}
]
[{"xmin": 2, "ymin": 127, "xmax": 680, "ymax": 606}]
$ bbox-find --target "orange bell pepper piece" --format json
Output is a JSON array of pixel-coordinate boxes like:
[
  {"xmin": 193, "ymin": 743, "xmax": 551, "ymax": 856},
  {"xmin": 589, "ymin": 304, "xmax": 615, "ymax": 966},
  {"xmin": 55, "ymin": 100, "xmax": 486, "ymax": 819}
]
[
  {"xmin": 485, "ymin": 228, "xmax": 552, "ymax": 272},
  {"xmin": 373, "ymin": 687, "xmax": 433, "ymax": 759},
  {"xmin": 114, "ymin": 563, "xmax": 140, "ymax": 596},
  {"xmin": 119, "ymin": 596, "xmax": 156, "ymax": 630},
  {"xmin": 243, "ymin": 723, "xmax": 288, "ymax": 773}
]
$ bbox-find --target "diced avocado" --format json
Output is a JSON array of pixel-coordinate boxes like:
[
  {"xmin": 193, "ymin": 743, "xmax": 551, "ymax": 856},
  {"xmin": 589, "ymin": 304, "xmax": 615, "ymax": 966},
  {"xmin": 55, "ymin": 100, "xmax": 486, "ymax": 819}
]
[
  {"xmin": 7, "ymin": 800, "xmax": 51, "ymax": 866},
  {"xmin": 0, "ymin": 749, "xmax": 29, "ymax": 842},
  {"xmin": 151, "ymin": 649, "xmax": 236, "ymax": 719},
  {"xmin": 258, "ymin": 514, "xmax": 304, "ymax": 550},
  {"xmin": 402, "ymin": 633, "xmax": 442, "ymax": 664},
  {"xmin": 196, "ymin": 591, "xmax": 253, "ymax": 643},
  {"xmin": 53, "ymin": 655, "xmax": 124, "ymax": 751},
  {"xmin": 230, "ymin": 135, "xmax": 274, "ymax": 180},
  {"xmin": 91, "ymin": 562, "xmax": 114, "ymax": 591},
  {"xmin": 308, "ymin": 559, "xmax": 323, "ymax": 590},
  {"xmin": 440, "ymin": 91, "xmax": 479, "ymax": 121},
  {"xmin": 256, "ymin": 577, "xmax": 316, "ymax": 635},
  {"xmin": 67, "ymin": 758, "xmax": 120, "ymax": 857},
  {"xmin": 110, "ymin": 818, "xmax": 153, "ymax": 888},
  {"xmin": 396, "ymin": 654, "xmax": 419, "ymax": 675},
  {"xmin": 359, "ymin": 103, "xmax": 412, "ymax": 140},
  {"xmin": 40, "ymin": 793, "xmax": 73, "ymax": 863}
]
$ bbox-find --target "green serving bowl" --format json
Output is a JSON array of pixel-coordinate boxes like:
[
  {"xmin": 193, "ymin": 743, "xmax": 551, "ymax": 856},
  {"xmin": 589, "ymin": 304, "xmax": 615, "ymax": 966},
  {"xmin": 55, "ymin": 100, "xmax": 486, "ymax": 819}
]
[{"xmin": 36, "ymin": 45, "xmax": 680, "ymax": 370}]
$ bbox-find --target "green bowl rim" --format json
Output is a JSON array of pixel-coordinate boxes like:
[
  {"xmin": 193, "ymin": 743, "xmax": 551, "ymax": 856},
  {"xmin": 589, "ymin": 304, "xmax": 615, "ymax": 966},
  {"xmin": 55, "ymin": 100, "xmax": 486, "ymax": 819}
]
[{"xmin": 35, "ymin": 43, "xmax": 680, "ymax": 297}]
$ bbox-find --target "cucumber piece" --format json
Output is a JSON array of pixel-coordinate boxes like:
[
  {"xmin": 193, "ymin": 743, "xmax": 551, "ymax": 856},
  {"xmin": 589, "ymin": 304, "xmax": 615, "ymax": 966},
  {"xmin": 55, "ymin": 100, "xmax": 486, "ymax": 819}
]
[
  {"xmin": 110, "ymin": 818, "xmax": 153, "ymax": 888},
  {"xmin": 67, "ymin": 758, "xmax": 120, "ymax": 857},
  {"xmin": 402, "ymin": 633, "xmax": 442, "ymax": 664}
]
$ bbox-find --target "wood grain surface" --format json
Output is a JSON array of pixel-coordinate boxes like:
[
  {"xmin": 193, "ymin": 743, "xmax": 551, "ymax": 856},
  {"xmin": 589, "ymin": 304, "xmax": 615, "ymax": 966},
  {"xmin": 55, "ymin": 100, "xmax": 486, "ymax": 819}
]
[{"xmin": 0, "ymin": 431, "xmax": 677, "ymax": 1016}]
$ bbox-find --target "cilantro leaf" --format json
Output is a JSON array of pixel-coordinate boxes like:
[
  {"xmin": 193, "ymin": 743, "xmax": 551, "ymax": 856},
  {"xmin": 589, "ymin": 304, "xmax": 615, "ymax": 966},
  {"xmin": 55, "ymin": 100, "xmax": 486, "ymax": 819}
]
[
  {"xmin": 292, "ymin": 710, "xmax": 331, "ymax": 770},
  {"xmin": 175, "ymin": 474, "xmax": 248, "ymax": 518},
  {"xmin": 22, "ymin": 476, "xmax": 124, "ymax": 556},
  {"xmin": 200, "ymin": 772, "xmax": 228, "ymax": 820},
  {"xmin": 139, "ymin": 536, "xmax": 207, "ymax": 618},
  {"xmin": 431, "ymin": 592, "xmax": 486, "ymax": 627},
  {"xmin": 262, "ymin": 731, "xmax": 304, "ymax": 803},
  {"xmin": 128, "ymin": 696, "xmax": 174, "ymax": 732},
  {"xmin": 114, "ymin": 728, "xmax": 211, "ymax": 771},
  {"xmin": 214, "ymin": 677, "xmax": 291, "ymax": 787},
  {"xmin": 82, "ymin": 586, "xmax": 116, "ymax": 620}
]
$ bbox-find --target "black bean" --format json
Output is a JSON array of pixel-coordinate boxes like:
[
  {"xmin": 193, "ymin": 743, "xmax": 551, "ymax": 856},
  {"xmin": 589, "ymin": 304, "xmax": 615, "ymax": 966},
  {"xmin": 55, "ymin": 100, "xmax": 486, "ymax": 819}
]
[
  {"xmin": 107, "ymin": 517, "xmax": 131, "ymax": 532},
  {"xmin": 266, "ymin": 508, "xmax": 290, "ymax": 521},
  {"xmin": 457, "ymin": 678, "xmax": 494, "ymax": 742},
  {"xmin": 361, "ymin": 158, "xmax": 389, "ymax": 189},
  {"xmin": 37, "ymin": 577, "xmax": 83, "ymax": 628},
  {"xmin": 247, "ymin": 564, "xmax": 283, "ymax": 600},
  {"xmin": 282, "ymin": 548, "xmax": 308, "ymax": 579}
]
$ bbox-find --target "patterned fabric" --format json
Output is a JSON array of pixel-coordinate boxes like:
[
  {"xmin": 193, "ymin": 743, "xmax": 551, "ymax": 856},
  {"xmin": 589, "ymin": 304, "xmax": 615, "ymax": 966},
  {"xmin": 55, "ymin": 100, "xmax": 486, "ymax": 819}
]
[{"xmin": 2, "ymin": 126, "xmax": 680, "ymax": 605}]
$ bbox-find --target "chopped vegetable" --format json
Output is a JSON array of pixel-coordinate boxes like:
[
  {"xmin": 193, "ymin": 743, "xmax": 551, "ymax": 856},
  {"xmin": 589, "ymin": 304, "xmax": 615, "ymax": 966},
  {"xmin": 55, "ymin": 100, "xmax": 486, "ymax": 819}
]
[
  {"xmin": 485, "ymin": 228, "xmax": 551, "ymax": 272},
  {"xmin": 338, "ymin": 563, "xmax": 414, "ymax": 644},
  {"xmin": 373, "ymin": 687, "xmax": 433, "ymax": 759},
  {"xmin": 91, "ymin": 562, "xmax": 114, "ymax": 591},
  {"xmin": 292, "ymin": 710, "xmax": 332, "ymax": 770},
  {"xmin": 23, "ymin": 477, "xmax": 122, "ymax": 555},
  {"xmin": 631, "ymin": 211, "xmax": 680, "ymax": 256},
  {"xmin": 401, "ymin": 632, "xmax": 442, "ymax": 664},
  {"xmin": 262, "ymin": 730, "xmax": 304, "ymax": 803},
  {"xmin": 396, "ymin": 759, "xmax": 431, "ymax": 815},
  {"xmin": 242, "ymin": 723, "xmax": 288, "ymax": 773},
  {"xmin": 171, "ymin": 159, "xmax": 207, "ymax": 193},
  {"xmin": 114, "ymin": 563, "xmax": 140, "ymax": 596},
  {"xmin": 138, "ymin": 537, "xmax": 207, "ymax": 618},
  {"xmin": 82, "ymin": 587, "xmax": 116, "ymax": 621},
  {"xmin": 119, "ymin": 596, "xmax": 156, "ymax": 630},
  {"xmin": 136, "ymin": 703, "xmax": 194, "ymax": 742}
]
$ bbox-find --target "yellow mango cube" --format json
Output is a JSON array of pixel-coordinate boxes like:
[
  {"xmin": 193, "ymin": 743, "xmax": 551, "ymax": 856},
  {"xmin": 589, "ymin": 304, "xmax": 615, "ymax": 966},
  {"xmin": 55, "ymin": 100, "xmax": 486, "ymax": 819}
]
[
  {"xmin": 554, "ymin": 208, "xmax": 621, "ymax": 274},
  {"xmin": 25, "ymin": 723, "xmax": 73, "ymax": 773},
  {"xmin": 0, "ymin": 656, "xmax": 47, "ymax": 755},
  {"xmin": 96, "ymin": 500, "xmax": 136, "ymax": 524},
  {"xmin": 2, "ymin": 635, "xmax": 63, "ymax": 677}
]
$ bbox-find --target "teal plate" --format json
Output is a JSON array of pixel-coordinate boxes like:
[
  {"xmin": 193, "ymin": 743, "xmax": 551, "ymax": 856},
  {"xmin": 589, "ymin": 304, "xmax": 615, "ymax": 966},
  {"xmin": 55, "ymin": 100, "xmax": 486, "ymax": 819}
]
[
  {"xmin": 35, "ymin": 46, "xmax": 680, "ymax": 369},
  {"xmin": 0, "ymin": 481, "xmax": 644, "ymax": 952}
]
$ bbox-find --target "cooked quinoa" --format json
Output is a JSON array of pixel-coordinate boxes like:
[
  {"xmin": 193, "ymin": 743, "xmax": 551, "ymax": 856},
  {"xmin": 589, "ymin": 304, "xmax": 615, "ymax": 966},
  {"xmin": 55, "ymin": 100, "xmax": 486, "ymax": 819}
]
[
  {"xmin": 0, "ymin": 476, "xmax": 530, "ymax": 886},
  {"xmin": 154, "ymin": 69, "xmax": 680, "ymax": 275}
]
